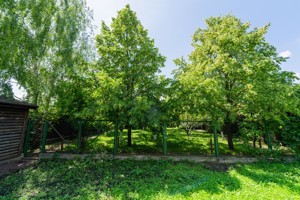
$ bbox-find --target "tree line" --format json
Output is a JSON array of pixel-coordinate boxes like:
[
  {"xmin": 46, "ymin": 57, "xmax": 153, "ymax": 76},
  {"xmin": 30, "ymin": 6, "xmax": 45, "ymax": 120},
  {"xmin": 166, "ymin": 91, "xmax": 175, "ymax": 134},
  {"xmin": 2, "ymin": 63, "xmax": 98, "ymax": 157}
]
[{"xmin": 1, "ymin": 2, "xmax": 299, "ymax": 152}]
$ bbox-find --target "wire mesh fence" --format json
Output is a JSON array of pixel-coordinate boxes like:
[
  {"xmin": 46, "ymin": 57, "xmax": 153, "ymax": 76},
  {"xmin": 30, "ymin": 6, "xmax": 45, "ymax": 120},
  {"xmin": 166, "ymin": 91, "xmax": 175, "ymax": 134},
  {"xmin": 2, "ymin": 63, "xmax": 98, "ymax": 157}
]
[{"xmin": 23, "ymin": 118, "xmax": 299, "ymax": 157}]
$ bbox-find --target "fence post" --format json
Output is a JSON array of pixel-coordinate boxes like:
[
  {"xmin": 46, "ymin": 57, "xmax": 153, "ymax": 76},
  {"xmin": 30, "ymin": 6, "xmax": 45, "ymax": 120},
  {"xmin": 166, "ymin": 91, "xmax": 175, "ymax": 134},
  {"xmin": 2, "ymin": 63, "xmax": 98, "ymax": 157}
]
[
  {"xmin": 163, "ymin": 122, "xmax": 167, "ymax": 156},
  {"xmin": 23, "ymin": 120, "xmax": 32, "ymax": 157},
  {"xmin": 41, "ymin": 121, "xmax": 49, "ymax": 153},
  {"xmin": 213, "ymin": 123, "xmax": 219, "ymax": 157},
  {"xmin": 266, "ymin": 122, "xmax": 272, "ymax": 151},
  {"xmin": 77, "ymin": 121, "xmax": 83, "ymax": 153},
  {"xmin": 113, "ymin": 120, "xmax": 119, "ymax": 157}
]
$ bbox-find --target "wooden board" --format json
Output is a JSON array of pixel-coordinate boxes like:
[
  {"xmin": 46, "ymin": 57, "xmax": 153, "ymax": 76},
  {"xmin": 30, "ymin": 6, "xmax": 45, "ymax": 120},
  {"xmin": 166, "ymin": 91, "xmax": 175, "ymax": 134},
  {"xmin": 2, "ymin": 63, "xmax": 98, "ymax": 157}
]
[{"xmin": 0, "ymin": 107, "xmax": 27, "ymax": 161}]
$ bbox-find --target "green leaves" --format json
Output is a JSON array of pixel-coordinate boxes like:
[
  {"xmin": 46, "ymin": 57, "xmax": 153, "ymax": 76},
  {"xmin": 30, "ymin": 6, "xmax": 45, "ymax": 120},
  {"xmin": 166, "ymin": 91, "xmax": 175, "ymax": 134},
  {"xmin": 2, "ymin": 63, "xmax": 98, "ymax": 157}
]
[
  {"xmin": 175, "ymin": 15, "xmax": 299, "ymax": 149},
  {"xmin": 177, "ymin": 15, "xmax": 299, "ymax": 121},
  {"xmin": 0, "ymin": 0, "xmax": 94, "ymax": 119},
  {"xmin": 94, "ymin": 5, "xmax": 166, "ymax": 129},
  {"xmin": 0, "ymin": 73, "xmax": 14, "ymax": 99}
]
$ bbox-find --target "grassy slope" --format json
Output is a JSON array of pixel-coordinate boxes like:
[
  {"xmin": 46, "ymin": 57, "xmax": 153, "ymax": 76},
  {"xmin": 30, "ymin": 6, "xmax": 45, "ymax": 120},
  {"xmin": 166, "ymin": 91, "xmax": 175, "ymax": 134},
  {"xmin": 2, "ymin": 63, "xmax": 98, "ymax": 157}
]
[{"xmin": 0, "ymin": 159, "xmax": 299, "ymax": 199}]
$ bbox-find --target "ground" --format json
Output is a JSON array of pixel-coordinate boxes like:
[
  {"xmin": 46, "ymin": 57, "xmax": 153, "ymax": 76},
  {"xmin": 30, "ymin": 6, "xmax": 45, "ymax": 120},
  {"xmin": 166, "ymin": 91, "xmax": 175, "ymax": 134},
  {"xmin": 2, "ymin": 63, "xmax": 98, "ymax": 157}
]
[
  {"xmin": 0, "ymin": 159, "xmax": 37, "ymax": 178},
  {"xmin": 0, "ymin": 158, "xmax": 299, "ymax": 199},
  {"xmin": 1, "ymin": 127, "xmax": 296, "ymax": 199},
  {"xmin": 46, "ymin": 128, "xmax": 293, "ymax": 157}
]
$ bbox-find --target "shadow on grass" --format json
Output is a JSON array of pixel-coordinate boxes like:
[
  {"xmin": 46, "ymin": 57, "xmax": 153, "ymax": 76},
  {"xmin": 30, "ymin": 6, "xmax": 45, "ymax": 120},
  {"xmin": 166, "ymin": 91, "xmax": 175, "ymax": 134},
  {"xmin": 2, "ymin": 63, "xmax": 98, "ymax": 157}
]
[
  {"xmin": 81, "ymin": 128, "xmax": 263, "ymax": 157},
  {"xmin": 0, "ymin": 159, "xmax": 242, "ymax": 199}
]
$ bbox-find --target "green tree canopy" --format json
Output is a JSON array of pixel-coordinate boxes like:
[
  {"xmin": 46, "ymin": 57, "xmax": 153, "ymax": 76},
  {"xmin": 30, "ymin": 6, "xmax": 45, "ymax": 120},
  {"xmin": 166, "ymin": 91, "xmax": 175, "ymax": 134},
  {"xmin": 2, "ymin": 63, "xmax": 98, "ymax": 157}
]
[
  {"xmin": 175, "ymin": 15, "xmax": 299, "ymax": 150},
  {"xmin": 94, "ymin": 5, "xmax": 166, "ymax": 146},
  {"xmin": 0, "ymin": 0, "xmax": 94, "ymax": 119}
]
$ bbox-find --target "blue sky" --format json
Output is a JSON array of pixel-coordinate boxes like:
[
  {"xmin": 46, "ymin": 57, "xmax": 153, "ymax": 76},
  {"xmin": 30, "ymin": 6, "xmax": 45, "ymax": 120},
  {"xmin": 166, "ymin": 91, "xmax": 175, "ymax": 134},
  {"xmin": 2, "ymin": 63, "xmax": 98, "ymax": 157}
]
[{"xmin": 86, "ymin": 0, "xmax": 300, "ymax": 79}]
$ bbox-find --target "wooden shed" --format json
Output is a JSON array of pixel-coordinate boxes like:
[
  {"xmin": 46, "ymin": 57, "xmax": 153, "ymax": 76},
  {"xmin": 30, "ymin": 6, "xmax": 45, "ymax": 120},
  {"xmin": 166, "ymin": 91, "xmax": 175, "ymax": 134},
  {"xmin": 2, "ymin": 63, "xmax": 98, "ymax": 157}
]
[{"xmin": 0, "ymin": 96, "xmax": 37, "ymax": 162}]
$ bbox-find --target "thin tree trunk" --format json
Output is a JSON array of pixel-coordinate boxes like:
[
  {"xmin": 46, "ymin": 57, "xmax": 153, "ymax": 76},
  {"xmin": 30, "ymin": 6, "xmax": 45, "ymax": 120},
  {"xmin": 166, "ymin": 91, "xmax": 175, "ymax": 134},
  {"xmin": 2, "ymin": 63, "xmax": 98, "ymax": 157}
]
[
  {"xmin": 259, "ymin": 138, "xmax": 262, "ymax": 148},
  {"xmin": 253, "ymin": 136, "xmax": 257, "ymax": 148},
  {"xmin": 119, "ymin": 127, "xmax": 123, "ymax": 144},
  {"xmin": 224, "ymin": 77, "xmax": 235, "ymax": 150},
  {"xmin": 224, "ymin": 121, "xmax": 234, "ymax": 150}
]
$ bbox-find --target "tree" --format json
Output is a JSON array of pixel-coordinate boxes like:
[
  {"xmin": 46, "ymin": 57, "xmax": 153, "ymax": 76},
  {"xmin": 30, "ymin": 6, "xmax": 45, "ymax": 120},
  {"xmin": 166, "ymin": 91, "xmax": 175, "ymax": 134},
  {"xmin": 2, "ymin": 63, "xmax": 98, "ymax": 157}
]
[
  {"xmin": 0, "ymin": 0, "xmax": 94, "ymax": 118},
  {"xmin": 94, "ymin": 5, "xmax": 166, "ymax": 146},
  {"xmin": 175, "ymin": 15, "xmax": 299, "ymax": 150},
  {"xmin": 0, "ymin": 77, "xmax": 14, "ymax": 100},
  {"xmin": 277, "ymin": 84, "xmax": 300, "ymax": 155}
]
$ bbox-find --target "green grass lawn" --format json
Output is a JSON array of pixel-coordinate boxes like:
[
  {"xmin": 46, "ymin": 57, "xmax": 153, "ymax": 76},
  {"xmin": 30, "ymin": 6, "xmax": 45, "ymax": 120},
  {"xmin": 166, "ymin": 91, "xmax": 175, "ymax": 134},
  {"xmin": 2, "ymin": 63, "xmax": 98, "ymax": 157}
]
[
  {"xmin": 82, "ymin": 128, "xmax": 289, "ymax": 156},
  {"xmin": 0, "ymin": 159, "xmax": 299, "ymax": 199}
]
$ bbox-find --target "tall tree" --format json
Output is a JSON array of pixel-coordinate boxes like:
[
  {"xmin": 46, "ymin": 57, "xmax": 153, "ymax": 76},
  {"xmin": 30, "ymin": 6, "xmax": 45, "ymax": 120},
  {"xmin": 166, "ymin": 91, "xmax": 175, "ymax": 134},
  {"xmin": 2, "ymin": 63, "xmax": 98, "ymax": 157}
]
[
  {"xmin": 0, "ymin": 0, "xmax": 94, "ymax": 117},
  {"xmin": 94, "ymin": 5, "xmax": 166, "ymax": 146},
  {"xmin": 175, "ymin": 15, "xmax": 299, "ymax": 150}
]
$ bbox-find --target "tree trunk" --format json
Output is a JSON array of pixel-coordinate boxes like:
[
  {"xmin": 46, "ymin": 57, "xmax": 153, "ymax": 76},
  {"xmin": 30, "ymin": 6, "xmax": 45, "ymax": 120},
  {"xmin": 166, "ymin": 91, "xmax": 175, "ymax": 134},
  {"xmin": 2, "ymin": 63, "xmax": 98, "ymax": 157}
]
[
  {"xmin": 253, "ymin": 136, "xmax": 257, "ymax": 148},
  {"xmin": 224, "ymin": 121, "xmax": 234, "ymax": 150},
  {"xmin": 259, "ymin": 138, "xmax": 262, "ymax": 148},
  {"xmin": 118, "ymin": 128, "xmax": 123, "ymax": 144},
  {"xmin": 127, "ymin": 125, "xmax": 132, "ymax": 146}
]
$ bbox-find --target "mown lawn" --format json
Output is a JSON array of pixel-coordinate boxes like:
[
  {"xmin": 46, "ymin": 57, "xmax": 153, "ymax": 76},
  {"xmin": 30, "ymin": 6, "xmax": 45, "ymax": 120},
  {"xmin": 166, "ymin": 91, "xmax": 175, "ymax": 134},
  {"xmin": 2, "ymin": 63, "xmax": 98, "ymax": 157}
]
[
  {"xmin": 83, "ymin": 128, "xmax": 290, "ymax": 156},
  {"xmin": 0, "ymin": 159, "xmax": 299, "ymax": 199}
]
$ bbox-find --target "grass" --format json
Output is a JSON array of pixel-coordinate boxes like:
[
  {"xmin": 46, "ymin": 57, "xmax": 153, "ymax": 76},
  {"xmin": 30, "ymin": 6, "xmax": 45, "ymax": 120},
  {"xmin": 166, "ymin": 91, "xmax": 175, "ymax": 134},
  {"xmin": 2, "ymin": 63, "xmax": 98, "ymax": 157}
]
[
  {"xmin": 43, "ymin": 127, "xmax": 293, "ymax": 158},
  {"xmin": 82, "ymin": 128, "xmax": 287, "ymax": 156},
  {"xmin": 0, "ymin": 159, "xmax": 299, "ymax": 199}
]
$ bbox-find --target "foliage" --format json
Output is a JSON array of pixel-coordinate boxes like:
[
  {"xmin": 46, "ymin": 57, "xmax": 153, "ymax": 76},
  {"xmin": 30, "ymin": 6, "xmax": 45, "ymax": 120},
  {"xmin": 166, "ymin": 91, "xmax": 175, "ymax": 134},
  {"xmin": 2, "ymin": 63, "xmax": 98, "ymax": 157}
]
[
  {"xmin": 178, "ymin": 113, "xmax": 209, "ymax": 138},
  {"xmin": 174, "ymin": 15, "xmax": 299, "ymax": 150},
  {"xmin": 54, "ymin": 74, "xmax": 95, "ymax": 121},
  {"xmin": 280, "ymin": 85, "xmax": 300, "ymax": 155},
  {"xmin": 281, "ymin": 115, "xmax": 300, "ymax": 155},
  {"xmin": 0, "ymin": 159, "xmax": 299, "ymax": 199},
  {"xmin": 66, "ymin": 127, "xmax": 291, "ymax": 156},
  {"xmin": 2, "ymin": 1, "xmax": 300, "ymax": 157},
  {"xmin": 94, "ymin": 5, "xmax": 166, "ymax": 145},
  {"xmin": 0, "ymin": 0, "xmax": 94, "ymax": 119},
  {"xmin": 0, "ymin": 77, "xmax": 14, "ymax": 99},
  {"xmin": 239, "ymin": 120, "xmax": 265, "ymax": 149}
]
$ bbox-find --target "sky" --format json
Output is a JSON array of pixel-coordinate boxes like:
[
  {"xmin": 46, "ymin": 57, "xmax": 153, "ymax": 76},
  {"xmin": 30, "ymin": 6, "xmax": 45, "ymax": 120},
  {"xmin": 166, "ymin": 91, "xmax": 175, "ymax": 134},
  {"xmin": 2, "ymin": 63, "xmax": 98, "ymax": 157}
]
[{"xmin": 86, "ymin": 0, "xmax": 300, "ymax": 78}]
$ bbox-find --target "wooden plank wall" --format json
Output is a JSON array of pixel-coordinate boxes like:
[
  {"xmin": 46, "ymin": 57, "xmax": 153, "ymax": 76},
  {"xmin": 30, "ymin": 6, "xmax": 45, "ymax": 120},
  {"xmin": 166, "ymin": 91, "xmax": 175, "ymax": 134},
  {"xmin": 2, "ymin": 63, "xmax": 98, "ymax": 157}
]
[{"xmin": 0, "ymin": 107, "xmax": 27, "ymax": 161}]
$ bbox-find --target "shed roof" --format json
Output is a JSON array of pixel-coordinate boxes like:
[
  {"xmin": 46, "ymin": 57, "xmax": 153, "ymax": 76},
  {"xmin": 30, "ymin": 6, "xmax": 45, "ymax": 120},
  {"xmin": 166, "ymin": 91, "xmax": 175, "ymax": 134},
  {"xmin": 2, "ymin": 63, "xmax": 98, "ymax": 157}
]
[{"xmin": 0, "ymin": 96, "xmax": 38, "ymax": 109}]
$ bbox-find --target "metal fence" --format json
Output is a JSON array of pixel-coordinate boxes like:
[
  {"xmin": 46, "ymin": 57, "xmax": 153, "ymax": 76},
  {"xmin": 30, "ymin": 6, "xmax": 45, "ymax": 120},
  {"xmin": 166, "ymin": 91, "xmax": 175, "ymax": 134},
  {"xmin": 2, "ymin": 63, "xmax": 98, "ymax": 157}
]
[{"xmin": 23, "ymin": 119, "xmax": 282, "ymax": 158}]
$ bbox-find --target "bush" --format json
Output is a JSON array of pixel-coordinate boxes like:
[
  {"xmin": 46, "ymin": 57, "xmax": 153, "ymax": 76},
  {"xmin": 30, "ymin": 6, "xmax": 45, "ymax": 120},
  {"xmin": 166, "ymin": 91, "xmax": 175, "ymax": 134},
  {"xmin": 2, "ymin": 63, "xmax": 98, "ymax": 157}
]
[{"xmin": 281, "ymin": 115, "xmax": 300, "ymax": 155}]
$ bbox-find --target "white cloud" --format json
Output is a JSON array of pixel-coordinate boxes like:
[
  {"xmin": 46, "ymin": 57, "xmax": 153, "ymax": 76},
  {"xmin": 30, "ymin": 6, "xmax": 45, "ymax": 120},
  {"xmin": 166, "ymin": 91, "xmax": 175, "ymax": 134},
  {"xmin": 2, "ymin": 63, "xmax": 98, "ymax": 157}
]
[{"xmin": 279, "ymin": 50, "xmax": 292, "ymax": 58}]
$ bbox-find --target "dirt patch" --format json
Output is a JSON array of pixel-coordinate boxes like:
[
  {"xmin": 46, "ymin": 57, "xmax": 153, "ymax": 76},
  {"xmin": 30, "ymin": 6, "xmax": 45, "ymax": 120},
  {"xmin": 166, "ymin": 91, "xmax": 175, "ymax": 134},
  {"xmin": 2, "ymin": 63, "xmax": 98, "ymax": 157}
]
[
  {"xmin": 202, "ymin": 162, "xmax": 235, "ymax": 172},
  {"xmin": 0, "ymin": 159, "xmax": 37, "ymax": 179},
  {"xmin": 39, "ymin": 152, "xmax": 259, "ymax": 165}
]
